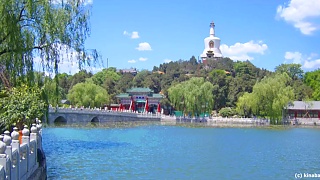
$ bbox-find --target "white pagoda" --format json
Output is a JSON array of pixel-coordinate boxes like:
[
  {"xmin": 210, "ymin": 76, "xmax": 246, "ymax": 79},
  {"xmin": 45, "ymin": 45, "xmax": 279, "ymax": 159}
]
[{"xmin": 200, "ymin": 21, "xmax": 223, "ymax": 63}]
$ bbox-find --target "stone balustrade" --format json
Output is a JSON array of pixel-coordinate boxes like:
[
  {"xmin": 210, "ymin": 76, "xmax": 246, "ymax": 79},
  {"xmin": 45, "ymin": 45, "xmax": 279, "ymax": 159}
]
[
  {"xmin": 49, "ymin": 106, "xmax": 162, "ymax": 116},
  {"xmin": 0, "ymin": 119, "xmax": 44, "ymax": 180},
  {"xmin": 48, "ymin": 107, "xmax": 162, "ymax": 124}
]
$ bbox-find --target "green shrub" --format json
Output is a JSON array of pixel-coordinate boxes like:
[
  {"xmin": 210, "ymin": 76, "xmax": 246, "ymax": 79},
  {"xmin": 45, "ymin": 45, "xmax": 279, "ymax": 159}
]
[{"xmin": 219, "ymin": 107, "xmax": 235, "ymax": 117}]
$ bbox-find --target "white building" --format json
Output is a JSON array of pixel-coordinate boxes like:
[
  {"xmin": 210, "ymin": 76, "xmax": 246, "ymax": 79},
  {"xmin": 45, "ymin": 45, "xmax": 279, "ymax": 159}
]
[{"xmin": 200, "ymin": 21, "xmax": 223, "ymax": 63}]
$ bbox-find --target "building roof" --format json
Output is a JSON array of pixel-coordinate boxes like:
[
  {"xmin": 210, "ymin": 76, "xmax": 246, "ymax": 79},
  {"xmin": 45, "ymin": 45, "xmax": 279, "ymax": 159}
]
[
  {"xmin": 126, "ymin": 87, "xmax": 153, "ymax": 93},
  {"xmin": 61, "ymin": 99, "xmax": 70, "ymax": 104},
  {"xmin": 152, "ymin": 94, "xmax": 163, "ymax": 98},
  {"xmin": 287, "ymin": 101, "xmax": 320, "ymax": 110},
  {"xmin": 109, "ymin": 104, "xmax": 120, "ymax": 107},
  {"xmin": 115, "ymin": 93, "xmax": 130, "ymax": 98},
  {"xmin": 117, "ymin": 68, "xmax": 137, "ymax": 73}
]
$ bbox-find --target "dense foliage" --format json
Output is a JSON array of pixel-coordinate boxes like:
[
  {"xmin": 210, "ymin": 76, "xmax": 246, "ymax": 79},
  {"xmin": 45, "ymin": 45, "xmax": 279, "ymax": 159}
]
[
  {"xmin": 67, "ymin": 81, "xmax": 109, "ymax": 107},
  {"xmin": 168, "ymin": 77, "xmax": 214, "ymax": 116},
  {"xmin": 236, "ymin": 73, "xmax": 295, "ymax": 124},
  {"xmin": 37, "ymin": 56, "xmax": 319, "ymax": 124},
  {"xmin": 219, "ymin": 107, "xmax": 236, "ymax": 117},
  {"xmin": 304, "ymin": 70, "xmax": 320, "ymax": 100},
  {"xmin": 0, "ymin": 85, "xmax": 46, "ymax": 131},
  {"xmin": 0, "ymin": 0, "xmax": 97, "ymax": 86},
  {"xmin": 0, "ymin": 0, "xmax": 96, "ymax": 129},
  {"xmin": 275, "ymin": 64, "xmax": 312, "ymax": 100}
]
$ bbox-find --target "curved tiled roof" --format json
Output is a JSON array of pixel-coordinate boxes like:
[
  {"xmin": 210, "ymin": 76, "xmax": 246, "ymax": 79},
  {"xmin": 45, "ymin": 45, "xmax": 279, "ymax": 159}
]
[
  {"xmin": 126, "ymin": 88, "xmax": 153, "ymax": 93},
  {"xmin": 287, "ymin": 101, "xmax": 320, "ymax": 110}
]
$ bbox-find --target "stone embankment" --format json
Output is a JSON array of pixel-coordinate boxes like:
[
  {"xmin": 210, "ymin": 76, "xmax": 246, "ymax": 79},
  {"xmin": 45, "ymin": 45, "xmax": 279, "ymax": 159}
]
[
  {"xmin": 0, "ymin": 120, "xmax": 46, "ymax": 180},
  {"xmin": 162, "ymin": 116, "xmax": 320, "ymax": 127},
  {"xmin": 163, "ymin": 116, "xmax": 270, "ymax": 127}
]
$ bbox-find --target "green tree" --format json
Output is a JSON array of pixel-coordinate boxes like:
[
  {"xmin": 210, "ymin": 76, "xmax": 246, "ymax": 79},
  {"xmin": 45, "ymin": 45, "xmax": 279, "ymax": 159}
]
[
  {"xmin": 189, "ymin": 56, "xmax": 198, "ymax": 65},
  {"xmin": 168, "ymin": 77, "xmax": 214, "ymax": 116},
  {"xmin": 0, "ymin": 0, "xmax": 97, "ymax": 86},
  {"xmin": 69, "ymin": 70, "xmax": 93, "ymax": 88},
  {"xmin": 219, "ymin": 107, "xmax": 235, "ymax": 117},
  {"xmin": 208, "ymin": 69, "xmax": 231, "ymax": 109},
  {"xmin": 57, "ymin": 73, "xmax": 72, "ymax": 99},
  {"xmin": 304, "ymin": 69, "xmax": 320, "ymax": 100},
  {"xmin": 236, "ymin": 92, "xmax": 254, "ymax": 117},
  {"xmin": 43, "ymin": 78, "xmax": 65, "ymax": 107},
  {"xmin": 291, "ymin": 80, "xmax": 313, "ymax": 100},
  {"xmin": 275, "ymin": 64, "xmax": 312, "ymax": 100},
  {"xmin": 143, "ymin": 73, "xmax": 161, "ymax": 93},
  {"xmin": 206, "ymin": 57, "xmax": 234, "ymax": 72},
  {"xmin": 0, "ymin": 85, "xmax": 46, "ymax": 131},
  {"xmin": 275, "ymin": 63, "xmax": 304, "ymax": 80},
  {"xmin": 67, "ymin": 82, "xmax": 109, "ymax": 107},
  {"xmin": 236, "ymin": 73, "xmax": 295, "ymax": 124},
  {"xmin": 133, "ymin": 70, "xmax": 151, "ymax": 87},
  {"xmin": 100, "ymin": 68, "xmax": 122, "ymax": 103},
  {"xmin": 115, "ymin": 73, "xmax": 134, "ymax": 93}
]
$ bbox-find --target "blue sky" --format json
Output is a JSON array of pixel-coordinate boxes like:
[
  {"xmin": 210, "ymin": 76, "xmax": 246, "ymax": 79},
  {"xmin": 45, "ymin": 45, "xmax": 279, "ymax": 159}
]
[{"xmin": 50, "ymin": 0, "xmax": 320, "ymax": 74}]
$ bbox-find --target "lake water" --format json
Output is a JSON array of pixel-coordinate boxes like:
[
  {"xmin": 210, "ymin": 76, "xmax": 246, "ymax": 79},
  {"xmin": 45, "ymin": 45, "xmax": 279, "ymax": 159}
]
[{"xmin": 43, "ymin": 123, "xmax": 320, "ymax": 179}]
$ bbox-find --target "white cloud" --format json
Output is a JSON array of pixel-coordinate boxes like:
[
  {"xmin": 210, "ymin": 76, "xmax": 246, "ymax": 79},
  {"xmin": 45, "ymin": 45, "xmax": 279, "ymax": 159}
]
[
  {"xmin": 136, "ymin": 42, "xmax": 152, "ymax": 51},
  {"xmin": 139, "ymin": 57, "xmax": 148, "ymax": 61},
  {"xmin": 123, "ymin": 30, "xmax": 140, "ymax": 39},
  {"xmin": 33, "ymin": 43, "xmax": 102, "ymax": 76},
  {"xmin": 284, "ymin": 51, "xmax": 320, "ymax": 69},
  {"xmin": 34, "ymin": 57, "xmax": 102, "ymax": 76},
  {"xmin": 131, "ymin": 32, "xmax": 140, "ymax": 39},
  {"xmin": 284, "ymin": 51, "xmax": 302, "ymax": 64},
  {"xmin": 164, "ymin": 59, "xmax": 172, "ymax": 63},
  {"xmin": 220, "ymin": 41, "xmax": 268, "ymax": 61},
  {"xmin": 128, "ymin": 59, "xmax": 136, "ymax": 63},
  {"xmin": 276, "ymin": 0, "xmax": 320, "ymax": 35},
  {"xmin": 303, "ymin": 59, "xmax": 320, "ymax": 69},
  {"xmin": 85, "ymin": 0, "xmax": 93, "ymax": 6}
]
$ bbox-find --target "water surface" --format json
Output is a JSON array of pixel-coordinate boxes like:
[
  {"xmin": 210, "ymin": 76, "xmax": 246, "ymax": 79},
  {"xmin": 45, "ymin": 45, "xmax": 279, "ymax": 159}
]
[{"xmin": 43, "ymin": 124, "xmax": 320, "ymax": 179}]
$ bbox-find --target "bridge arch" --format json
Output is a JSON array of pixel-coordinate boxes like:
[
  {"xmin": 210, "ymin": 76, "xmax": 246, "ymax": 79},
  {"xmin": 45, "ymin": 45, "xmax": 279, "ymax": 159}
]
[
  {"xmin": 91, "ymin": 116, "xmax": 100, "ymax": 123},
  {"xmin": 54, "ymin": 116, "xmax": 67, "ymax": 124}
]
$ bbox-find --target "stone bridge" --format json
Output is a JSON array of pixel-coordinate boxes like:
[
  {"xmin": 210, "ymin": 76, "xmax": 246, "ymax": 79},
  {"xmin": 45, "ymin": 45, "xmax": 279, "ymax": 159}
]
[{"xmin": 48, "ymin": 107, "xmax": 161, "ymax": 124}]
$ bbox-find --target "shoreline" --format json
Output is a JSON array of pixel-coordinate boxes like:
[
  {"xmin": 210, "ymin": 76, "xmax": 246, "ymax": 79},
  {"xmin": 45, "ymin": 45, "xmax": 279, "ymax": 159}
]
[
  {"xmin": 161, "ymin": 115, "xmax": 320, "ymax": 129},
  {"xmin": 43, "ymin": 120, "xmax": 320, "ymax": 129}
]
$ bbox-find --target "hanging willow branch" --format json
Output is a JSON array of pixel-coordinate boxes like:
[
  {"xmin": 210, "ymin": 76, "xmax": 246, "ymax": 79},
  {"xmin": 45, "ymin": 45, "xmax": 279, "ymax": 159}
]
[{"xmin": 0, "ymin": 0, "xmax": 99, "ymax": 86}]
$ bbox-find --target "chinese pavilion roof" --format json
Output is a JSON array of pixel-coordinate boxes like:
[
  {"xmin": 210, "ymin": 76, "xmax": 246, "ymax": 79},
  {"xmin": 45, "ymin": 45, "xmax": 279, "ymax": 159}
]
[
  {"xmin": 152, "ymin": 94, "xmax": 163, "ymax": 98},
  {"xmin": 116, "ymin": 87, "xmax": 163, "ymax": 99},
  {"xmin": 287, "ymin": 101, "xmax": 320, "ymax": 110},
  {"xmin": 126, "ymin": 87, "xmax": 153, "ymax": 93},
  {"xmin": 116, "ymin": 93, "xmax": 130, "ymax": 98}
]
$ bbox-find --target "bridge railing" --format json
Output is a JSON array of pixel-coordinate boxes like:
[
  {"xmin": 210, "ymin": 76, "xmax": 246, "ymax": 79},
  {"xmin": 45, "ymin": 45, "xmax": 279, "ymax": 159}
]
[
  {"xmin": 0, "ymin": 120, "xmax": 43, "ymax": 180},
  {"xmin": 49, "ymin": 107, "xmax": 162, "ymax": 118}
]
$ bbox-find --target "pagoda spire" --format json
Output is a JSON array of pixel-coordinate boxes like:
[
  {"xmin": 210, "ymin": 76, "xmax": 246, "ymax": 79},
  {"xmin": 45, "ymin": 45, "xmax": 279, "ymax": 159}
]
[
  {"xmin": 210, "ymin": 21, "xmax": 215, "ymax": 36},
  {"xmin": 210, "ymin": 21, "xmax": 215, "ymax": 28}
]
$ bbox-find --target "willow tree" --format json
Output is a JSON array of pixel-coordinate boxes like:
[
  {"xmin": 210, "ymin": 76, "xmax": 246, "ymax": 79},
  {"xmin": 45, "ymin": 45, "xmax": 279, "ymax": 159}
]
[
  {"xmin": 43, "ymin": 78, "xmax": 65, "ymax": 107},
  {"xmin": 236, "ymin": 92, "xmax": 253, "ymax": 117},
  {"xmin": 0, "ymin": 0, "xmax": 98, "ymax": 86},
  {"xmin": 168, "ymin": 77, "xmax": 214, "ymax": 116},
  {"xmin": 236, "ymin": 73, "xmax": 294, "ymax": 124},
  {"xmin": 67, "ymin": 81, "xmax": 109, "ymax": 108}
]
